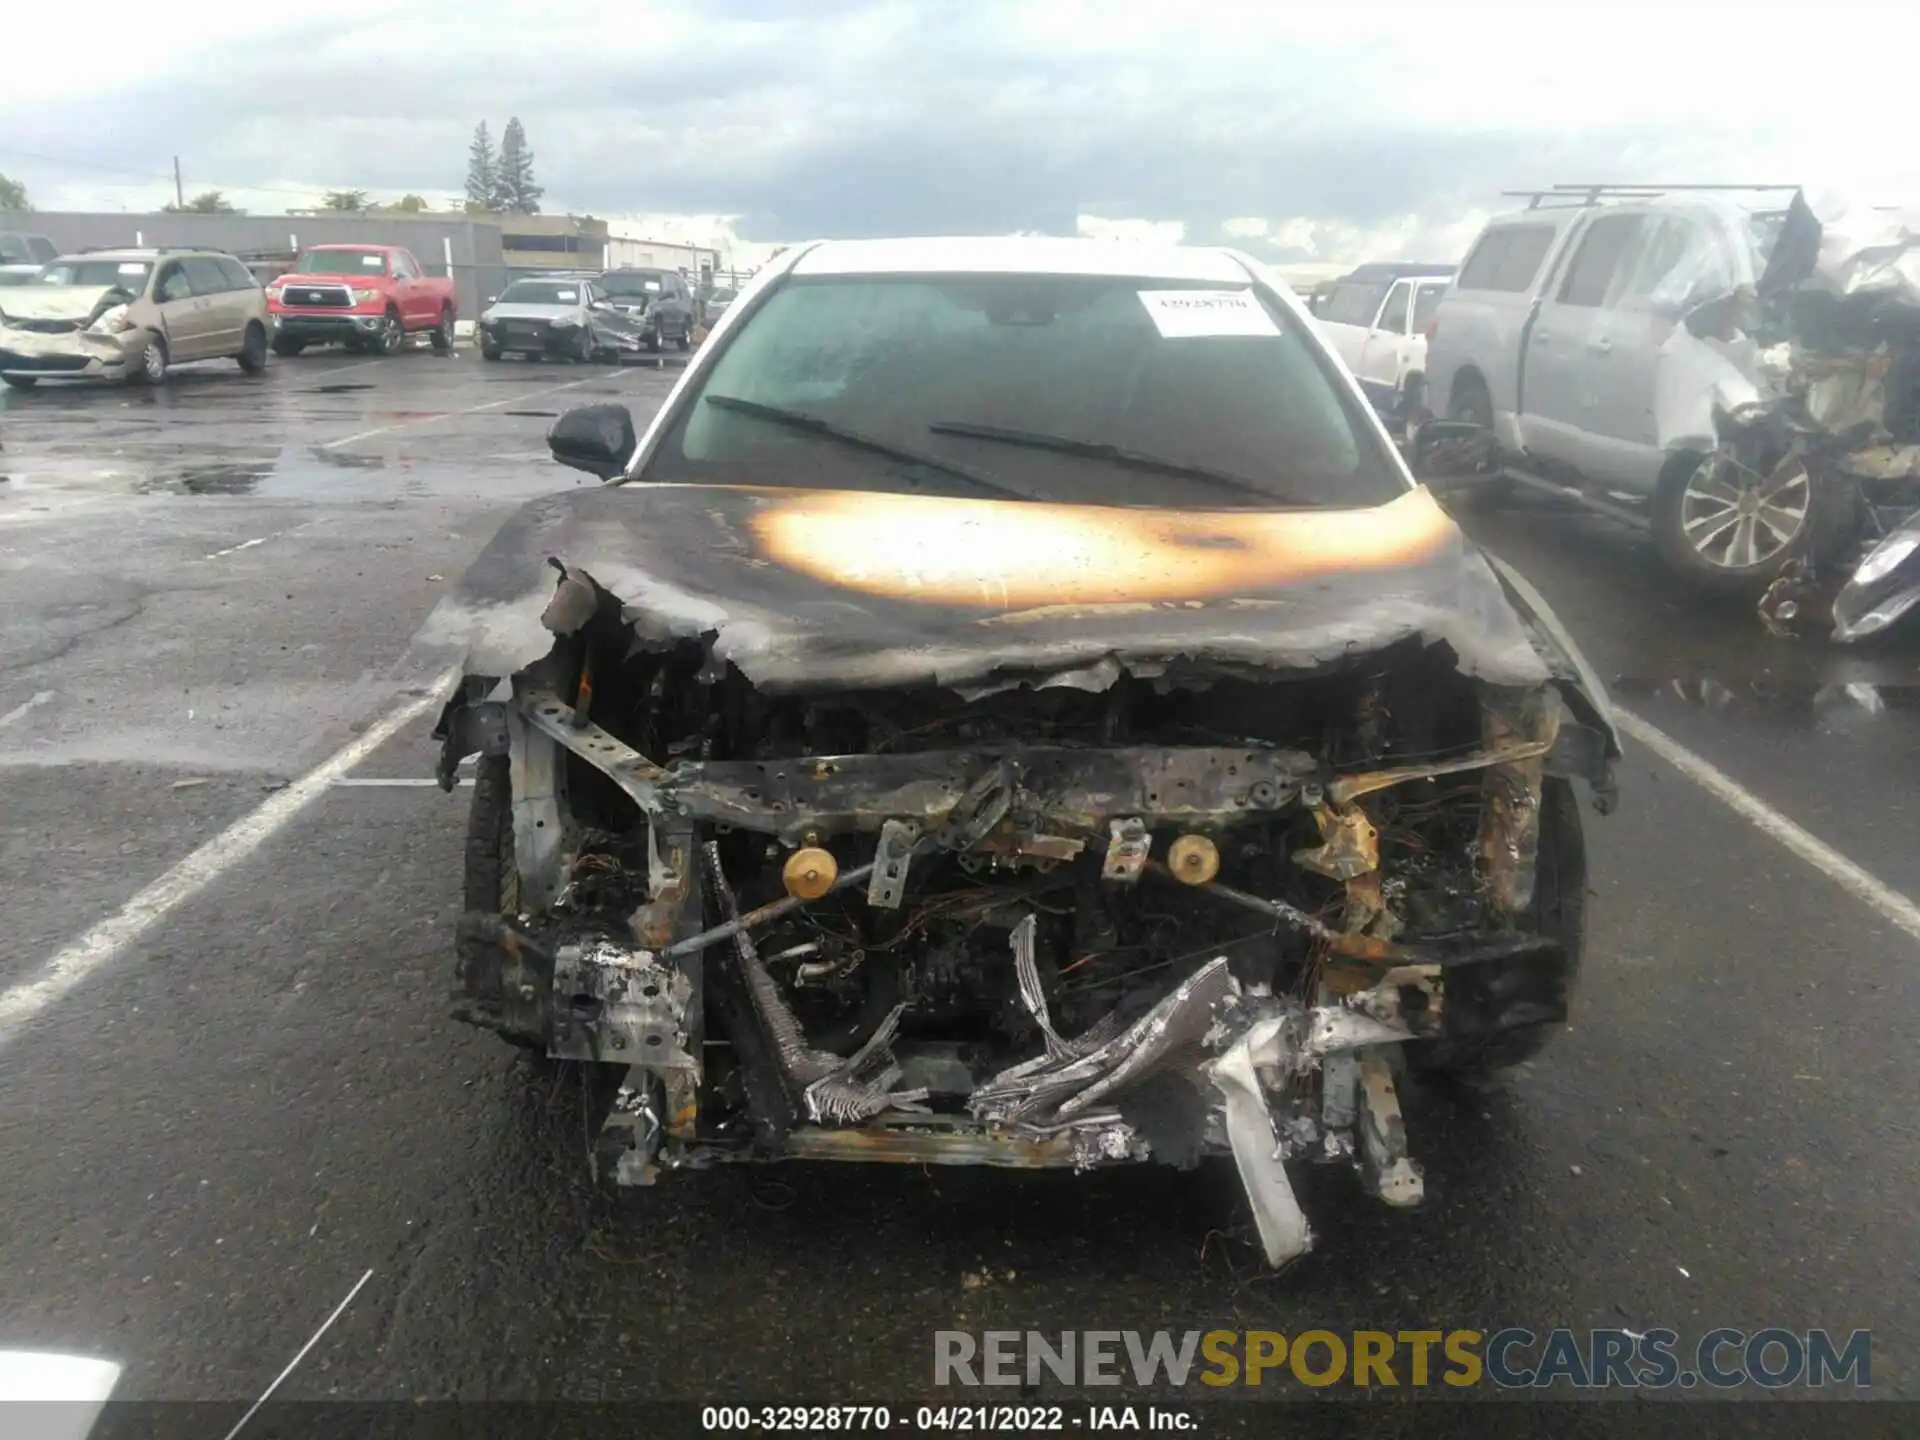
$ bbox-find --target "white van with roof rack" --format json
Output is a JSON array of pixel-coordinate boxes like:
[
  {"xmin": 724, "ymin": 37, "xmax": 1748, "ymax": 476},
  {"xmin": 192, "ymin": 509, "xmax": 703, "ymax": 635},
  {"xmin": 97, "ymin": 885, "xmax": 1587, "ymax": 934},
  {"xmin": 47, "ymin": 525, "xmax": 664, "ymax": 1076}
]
[{"xmin": 1424, "ymin": 184, "xmax": 1816, "ymax": 591}]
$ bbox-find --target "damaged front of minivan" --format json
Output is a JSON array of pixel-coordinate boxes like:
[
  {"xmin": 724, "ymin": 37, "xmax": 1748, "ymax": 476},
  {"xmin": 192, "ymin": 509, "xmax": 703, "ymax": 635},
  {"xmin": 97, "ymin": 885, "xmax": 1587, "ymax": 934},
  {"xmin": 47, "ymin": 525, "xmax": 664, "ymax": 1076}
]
[{"xmin": 419, "ymin": 240, "xmax": 1618, "ymax": 1267}]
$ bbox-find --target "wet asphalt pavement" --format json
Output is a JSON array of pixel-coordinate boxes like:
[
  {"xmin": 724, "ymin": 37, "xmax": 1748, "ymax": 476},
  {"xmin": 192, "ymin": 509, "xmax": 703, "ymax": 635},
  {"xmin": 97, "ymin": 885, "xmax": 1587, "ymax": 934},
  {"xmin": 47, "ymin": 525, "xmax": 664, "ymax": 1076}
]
[{"xmin": 1, "ymin": 343, "xmax": 1917, "ymax": 1422}]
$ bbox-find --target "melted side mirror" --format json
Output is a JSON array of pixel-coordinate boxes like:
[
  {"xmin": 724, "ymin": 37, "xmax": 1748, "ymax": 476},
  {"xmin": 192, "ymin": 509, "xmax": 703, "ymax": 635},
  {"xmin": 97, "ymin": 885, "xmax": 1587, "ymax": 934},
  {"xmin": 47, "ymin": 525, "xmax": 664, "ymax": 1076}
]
[
  {"xmin": 548, "ymin": 403, "xmax": 637, "ymax": 480},
  {"xmin": 1409, "ymin": 419, "xmax": 1500, "ymax": 490}
]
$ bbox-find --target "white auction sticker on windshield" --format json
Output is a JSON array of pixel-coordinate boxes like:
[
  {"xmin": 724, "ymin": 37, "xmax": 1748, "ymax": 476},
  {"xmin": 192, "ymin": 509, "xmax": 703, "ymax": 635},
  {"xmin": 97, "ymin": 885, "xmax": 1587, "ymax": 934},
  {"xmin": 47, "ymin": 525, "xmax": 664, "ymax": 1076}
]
[
  {"xmin": 362, "ymin": 255, "xmax": 384, "ymax": 266},
  {"xmin": 1137, "ymin": 289, "xmax": 1278, "ymax": 338},
  {"xmin": 118, "ymin": 263, "xmax": 147, "ymax": 275},
  {"xmin": 555, "ymin": 289, "xmax": 578, "ymax": 301}
]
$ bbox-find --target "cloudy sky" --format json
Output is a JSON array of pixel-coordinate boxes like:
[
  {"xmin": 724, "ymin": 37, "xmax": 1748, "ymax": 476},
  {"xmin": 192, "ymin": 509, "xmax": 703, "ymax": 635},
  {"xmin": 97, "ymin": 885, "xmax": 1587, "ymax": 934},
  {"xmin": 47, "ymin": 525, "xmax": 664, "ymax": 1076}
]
[{"xmin": 5, "ymin": 0, "xmax": 1918, "ymax": 268}]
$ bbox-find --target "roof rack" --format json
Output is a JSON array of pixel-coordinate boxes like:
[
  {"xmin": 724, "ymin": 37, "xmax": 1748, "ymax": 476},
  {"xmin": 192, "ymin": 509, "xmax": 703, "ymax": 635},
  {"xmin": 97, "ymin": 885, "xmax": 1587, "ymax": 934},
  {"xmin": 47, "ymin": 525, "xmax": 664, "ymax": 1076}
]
[{"xmin": 1503, "ymin": 183, "xmax": 1800, "ymax": 211}]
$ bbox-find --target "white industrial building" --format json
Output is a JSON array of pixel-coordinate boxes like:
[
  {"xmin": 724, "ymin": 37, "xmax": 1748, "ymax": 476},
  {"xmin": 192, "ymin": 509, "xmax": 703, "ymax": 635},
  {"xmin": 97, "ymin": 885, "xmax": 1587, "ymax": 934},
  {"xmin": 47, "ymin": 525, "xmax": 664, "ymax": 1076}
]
[{"xmin": 603, "ymin": 219, "xmax": 720, "ymax": 280}]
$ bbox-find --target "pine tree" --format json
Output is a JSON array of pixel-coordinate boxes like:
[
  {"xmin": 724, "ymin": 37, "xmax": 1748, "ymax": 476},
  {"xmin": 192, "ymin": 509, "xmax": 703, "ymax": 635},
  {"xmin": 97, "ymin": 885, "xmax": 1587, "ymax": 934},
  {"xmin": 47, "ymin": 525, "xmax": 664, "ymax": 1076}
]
[
  {"xmin": 494, "ymin": 118, "xmax": 543, "ymax": 215},
  {"xmin": 465, "ymin": 123, "xmax": 497, "ymax": 212}
]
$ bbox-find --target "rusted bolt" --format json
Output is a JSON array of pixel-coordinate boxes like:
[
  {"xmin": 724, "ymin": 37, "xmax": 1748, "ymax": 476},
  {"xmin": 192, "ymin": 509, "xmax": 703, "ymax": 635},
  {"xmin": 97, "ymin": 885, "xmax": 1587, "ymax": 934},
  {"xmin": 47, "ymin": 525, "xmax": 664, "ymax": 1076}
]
[{"xmin": 1167, "ymin": 834, "xmax": 1221, "ymax": 885}]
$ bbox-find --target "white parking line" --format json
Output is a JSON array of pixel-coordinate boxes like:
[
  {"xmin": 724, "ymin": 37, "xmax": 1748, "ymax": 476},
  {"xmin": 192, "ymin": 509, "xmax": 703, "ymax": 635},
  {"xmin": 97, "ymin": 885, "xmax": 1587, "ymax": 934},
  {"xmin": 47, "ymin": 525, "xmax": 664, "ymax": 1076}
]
[
  {"xmin": 0, "ymin": 691, "xmax": 56, "ymax": 729},
  {"xmin": 318, "ymin": 373, "xmax": 612, "ymax": 450},
  {"xmin": 0, "ymin": 677, "xmax": 454, "ymax": 1049},
  {"xmin": 1615, "ymin": 706, "xmax": 1920, "ymax": 944}
]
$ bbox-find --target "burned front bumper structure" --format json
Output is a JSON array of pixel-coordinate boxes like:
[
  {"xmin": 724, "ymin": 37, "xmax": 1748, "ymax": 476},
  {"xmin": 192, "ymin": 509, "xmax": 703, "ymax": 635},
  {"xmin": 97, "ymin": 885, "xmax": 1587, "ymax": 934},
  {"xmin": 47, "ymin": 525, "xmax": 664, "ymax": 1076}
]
[{"xmin": 438, "ymin": 666, "xmax": 1576, "ymax": 1267}]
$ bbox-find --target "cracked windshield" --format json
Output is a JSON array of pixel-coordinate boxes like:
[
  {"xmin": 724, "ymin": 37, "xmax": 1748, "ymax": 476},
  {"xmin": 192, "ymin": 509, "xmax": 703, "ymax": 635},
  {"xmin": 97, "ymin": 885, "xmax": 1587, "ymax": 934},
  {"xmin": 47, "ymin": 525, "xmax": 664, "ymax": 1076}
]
[{"xmin": 0, "ymin": 2, "xmax": 1912, "ymax": 1435}]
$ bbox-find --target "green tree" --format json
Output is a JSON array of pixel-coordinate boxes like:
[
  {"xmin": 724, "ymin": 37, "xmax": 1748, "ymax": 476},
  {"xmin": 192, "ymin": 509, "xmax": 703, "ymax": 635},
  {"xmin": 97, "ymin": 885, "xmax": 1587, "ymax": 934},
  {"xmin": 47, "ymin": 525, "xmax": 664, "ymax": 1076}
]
[
  {"xmin": 0, "ymin": 172, "xmax": 29, "ymax": 212},
  {"xmin": 493, "ymin": 117, "xmax": 543, "ymax": 215},
  {"xmin": 320, "ymin": 189, "xmax": 370, "ymax": 211},
  {"xmin": 388, "ymin": 194, "xmax": 429, "ymax": 214},
  {"xmin": 465, "ymin": 122, "xmax": 497, "ymax": 213},
  {"xmin": 165, "ymin": 190, "xmax": 238, "ymax": 214}
]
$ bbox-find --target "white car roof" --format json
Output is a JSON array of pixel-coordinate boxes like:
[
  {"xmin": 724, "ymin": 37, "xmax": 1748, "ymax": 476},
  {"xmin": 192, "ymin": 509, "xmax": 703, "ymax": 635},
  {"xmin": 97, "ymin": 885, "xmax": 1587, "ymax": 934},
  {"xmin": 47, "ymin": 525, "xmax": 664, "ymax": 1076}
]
[{"xmin": 790, "ymin": 236, "xmax": 1256, "ymax": 283}]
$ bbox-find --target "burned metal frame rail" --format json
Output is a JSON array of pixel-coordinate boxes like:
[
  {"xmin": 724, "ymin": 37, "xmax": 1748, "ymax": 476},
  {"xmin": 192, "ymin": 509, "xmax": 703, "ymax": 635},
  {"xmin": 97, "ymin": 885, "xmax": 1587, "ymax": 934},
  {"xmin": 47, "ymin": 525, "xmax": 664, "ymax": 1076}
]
[
  {"xmin": 519, "ymin": 683, "xmax": 1323, "ymax": 836},
  {"xmin": 518, "ymin": 683, "xmax": 1557, "ymax": 842}
]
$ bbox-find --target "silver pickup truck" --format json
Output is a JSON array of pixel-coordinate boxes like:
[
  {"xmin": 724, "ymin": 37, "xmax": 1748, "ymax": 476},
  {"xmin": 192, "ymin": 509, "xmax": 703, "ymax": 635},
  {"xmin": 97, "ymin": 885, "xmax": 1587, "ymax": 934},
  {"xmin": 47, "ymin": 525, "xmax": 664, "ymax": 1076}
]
[{"xmin": 1425, "ymin": 187, "xmax": 1819, "ymax": 592}]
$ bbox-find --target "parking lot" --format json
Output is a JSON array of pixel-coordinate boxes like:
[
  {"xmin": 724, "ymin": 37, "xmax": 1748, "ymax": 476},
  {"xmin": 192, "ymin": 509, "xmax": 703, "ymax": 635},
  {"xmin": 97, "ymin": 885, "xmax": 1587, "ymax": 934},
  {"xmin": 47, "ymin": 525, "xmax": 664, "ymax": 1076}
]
[{"xmin": 2, "ymin": 341, "xmax": 1918, "ymax": 1410}]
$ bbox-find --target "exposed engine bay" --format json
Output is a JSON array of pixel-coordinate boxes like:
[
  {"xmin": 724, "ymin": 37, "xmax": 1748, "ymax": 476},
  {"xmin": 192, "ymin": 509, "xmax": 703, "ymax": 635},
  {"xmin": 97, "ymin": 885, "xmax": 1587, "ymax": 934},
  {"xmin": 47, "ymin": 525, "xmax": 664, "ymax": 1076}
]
[{"xmin": 432, "ymin": 536, "xmax": 1612, "ymax": 1267}]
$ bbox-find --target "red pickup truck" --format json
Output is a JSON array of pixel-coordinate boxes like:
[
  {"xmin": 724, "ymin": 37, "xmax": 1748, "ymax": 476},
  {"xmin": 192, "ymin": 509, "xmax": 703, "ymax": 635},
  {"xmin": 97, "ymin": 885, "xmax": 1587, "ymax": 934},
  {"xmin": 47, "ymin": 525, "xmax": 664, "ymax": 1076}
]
[{"xmin": 264, "ymin": 244, "xmax": 458, "ymax": 356}]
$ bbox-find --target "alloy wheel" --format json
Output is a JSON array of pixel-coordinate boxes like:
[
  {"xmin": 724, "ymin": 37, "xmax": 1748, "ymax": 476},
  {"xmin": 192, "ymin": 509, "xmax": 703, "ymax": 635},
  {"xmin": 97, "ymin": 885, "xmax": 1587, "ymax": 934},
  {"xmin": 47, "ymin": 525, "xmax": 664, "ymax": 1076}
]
[{"xmin": 1679, "ymin": 454, "xmax": 1810, "ymax": 570}]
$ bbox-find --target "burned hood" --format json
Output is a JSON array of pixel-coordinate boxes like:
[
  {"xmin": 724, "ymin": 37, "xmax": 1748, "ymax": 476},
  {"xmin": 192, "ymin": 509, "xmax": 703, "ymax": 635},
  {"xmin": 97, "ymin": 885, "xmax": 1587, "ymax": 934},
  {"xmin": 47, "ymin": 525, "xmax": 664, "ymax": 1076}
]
[
  {"xmin": 416, "ymin": 482, "xmax": 1555, "ymax": 692},
  {"xmin": 0, "ymin": 285, "xmax": 122, "ymax": 323}
]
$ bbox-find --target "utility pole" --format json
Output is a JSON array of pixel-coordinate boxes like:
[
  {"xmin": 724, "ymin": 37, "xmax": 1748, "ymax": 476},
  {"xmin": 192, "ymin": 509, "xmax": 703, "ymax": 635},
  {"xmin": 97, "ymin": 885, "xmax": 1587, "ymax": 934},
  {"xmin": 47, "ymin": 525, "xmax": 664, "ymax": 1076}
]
[{"xmin": 173, "ymin": 157, "xmax": 184, "ymax": 209}]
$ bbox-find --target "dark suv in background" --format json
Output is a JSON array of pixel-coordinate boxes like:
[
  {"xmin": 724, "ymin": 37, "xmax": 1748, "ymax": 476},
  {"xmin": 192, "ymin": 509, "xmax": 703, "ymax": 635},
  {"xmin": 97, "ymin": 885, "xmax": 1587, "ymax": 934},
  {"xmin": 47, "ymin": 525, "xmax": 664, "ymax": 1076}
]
[
  {"xmin": 0, "ymin": 231, "xmax": 59, "ymax": 286},
  {"xmin": 596, "ymin": 268, "xmax": 696, "ymax": 351}
]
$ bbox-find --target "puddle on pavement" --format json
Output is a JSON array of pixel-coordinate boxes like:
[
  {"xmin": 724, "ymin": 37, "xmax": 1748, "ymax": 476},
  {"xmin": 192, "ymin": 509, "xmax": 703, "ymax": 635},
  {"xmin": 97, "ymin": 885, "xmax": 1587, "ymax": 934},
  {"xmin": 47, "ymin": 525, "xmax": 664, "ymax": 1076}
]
[
  {"xmin": 311, "ymin": 383, "xmax": 376, "ymax": 394},
  {"xmin": 0, "ymin": 442, "xmax": 593, "ymax": 506}
]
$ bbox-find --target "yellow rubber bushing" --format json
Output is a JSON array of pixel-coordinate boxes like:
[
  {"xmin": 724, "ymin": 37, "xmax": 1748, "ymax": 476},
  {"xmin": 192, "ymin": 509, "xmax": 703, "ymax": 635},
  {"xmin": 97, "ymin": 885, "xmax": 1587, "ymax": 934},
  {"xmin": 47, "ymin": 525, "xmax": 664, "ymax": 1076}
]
[
  {"xmin": 782, "ymin": 846, "xmax": 839, "ymax": 900},
  {"xmin": 1167, "ymin": 833, "xmax": 1220, "ymax": 885}
]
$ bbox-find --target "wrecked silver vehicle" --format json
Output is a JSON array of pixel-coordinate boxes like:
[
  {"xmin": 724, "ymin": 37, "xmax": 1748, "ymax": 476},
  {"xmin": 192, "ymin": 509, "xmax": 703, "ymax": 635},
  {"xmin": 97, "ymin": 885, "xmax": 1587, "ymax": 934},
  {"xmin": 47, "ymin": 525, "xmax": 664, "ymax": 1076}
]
[
  {"xmin": 1670, "ymin": 192, "xmax": 1920, "ymax": 636},
  {"xmin": 421, "ymin": 239, "xmax": 1618, "ymax": 1266}
]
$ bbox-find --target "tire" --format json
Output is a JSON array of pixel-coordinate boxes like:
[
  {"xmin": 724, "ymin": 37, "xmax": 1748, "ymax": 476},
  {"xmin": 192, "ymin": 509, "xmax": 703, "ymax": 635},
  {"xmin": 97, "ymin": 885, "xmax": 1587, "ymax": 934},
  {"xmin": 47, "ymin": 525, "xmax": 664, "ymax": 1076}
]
[
  {"xmin": 237, "ymin": 322, "xmax": 268, "ymax": 374},
  {"xmin": 271, "ymin": 335, "xmax": 307, "ymax": 357},
  {"xmin": 133, "ymin": 334, "xmax": 168, "ymax": 385},
  {"xmin": 572, "ymin": 326, "xmax": 594, "ymax": 364},
  {"xmin": 1450, "ymin": 370, "xmax": 1494, "ymax": 429},
  {"xmin": 1409, "ymin": 777, "xmax": 1585, "ymax": 1076},
  {"xmin": 2, "ymin": 375, "xmax": 37, "ymax": 390},
  {"xmin": 482, "ymin": 345, "xmax": 503, "ymax": 361},
  {"xmin": 1442, "ymin": 370, "xmax": 1511, "ymax": 507},
  {"xmin": 1650, "ymin": 448, "xmax": 1852, "ymax": 596},
  {"xmin": 458, "ymin": 754, "xmax": 541, "ymax": 1051},
  {"xmin": 644, "ymin": 328, "xmax": 662, "ymax": 355},
  {"xmin": 674, "ymin": 319, "xmax": 692, "ymax": 353},
  {"xmin": 464, "ymin": 754, "xmax": 523, "ymax": 919},
  {"xmin": 376, "ymin": 310, "xmax": 404, "ymax": 355},
  {"xmin": 1397, "ymin": 371, "xmax": 1427, "ymax": 423},
  {"xmin": 430, "ymin": 307, "xmax": 455, "ymax": 353}
]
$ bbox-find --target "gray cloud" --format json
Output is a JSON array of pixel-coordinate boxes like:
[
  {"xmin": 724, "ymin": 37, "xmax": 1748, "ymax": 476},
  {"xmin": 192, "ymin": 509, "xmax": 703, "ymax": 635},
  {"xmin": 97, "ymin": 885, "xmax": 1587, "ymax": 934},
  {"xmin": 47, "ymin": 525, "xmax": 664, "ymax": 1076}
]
[{"xmin": 3, "ymin": 0, "xmax": 1755, "ymax": 254}]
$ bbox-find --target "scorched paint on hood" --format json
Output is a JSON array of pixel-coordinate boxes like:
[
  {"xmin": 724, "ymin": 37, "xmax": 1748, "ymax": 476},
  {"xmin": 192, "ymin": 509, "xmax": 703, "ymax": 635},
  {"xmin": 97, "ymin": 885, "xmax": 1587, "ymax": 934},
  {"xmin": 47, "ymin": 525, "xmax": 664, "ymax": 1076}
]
[
  {"xmin": 417, "ymin": 481, "xmax": 1554, "ymax": 692},
  {"xmin": 748, "ymin": 484, "xmax": 1457, "ymax": 607}
]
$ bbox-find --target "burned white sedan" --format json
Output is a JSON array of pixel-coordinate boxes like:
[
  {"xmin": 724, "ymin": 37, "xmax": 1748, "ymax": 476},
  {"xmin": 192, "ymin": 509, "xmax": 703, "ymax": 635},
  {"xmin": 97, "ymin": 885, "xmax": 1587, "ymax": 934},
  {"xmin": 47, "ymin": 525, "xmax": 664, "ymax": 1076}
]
[{"xmin": 421, "ymin": 238, "xmax": 1618, "ymax": 1266}]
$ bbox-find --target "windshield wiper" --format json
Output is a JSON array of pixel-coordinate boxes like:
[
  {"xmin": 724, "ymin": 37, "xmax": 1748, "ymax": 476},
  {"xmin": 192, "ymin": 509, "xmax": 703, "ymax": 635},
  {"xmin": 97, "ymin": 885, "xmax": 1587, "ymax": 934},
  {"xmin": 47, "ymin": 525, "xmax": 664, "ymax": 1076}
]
[
  {"xmin": 703, "ymin": 395, "xmax": 1027, "ymax": 500},
  {"xmin": 928, "ymin": 420, "xmax": 1295, "ymax": 504}
]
